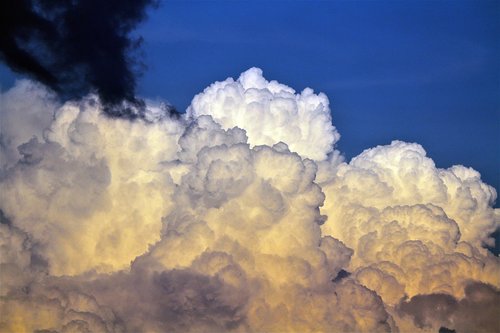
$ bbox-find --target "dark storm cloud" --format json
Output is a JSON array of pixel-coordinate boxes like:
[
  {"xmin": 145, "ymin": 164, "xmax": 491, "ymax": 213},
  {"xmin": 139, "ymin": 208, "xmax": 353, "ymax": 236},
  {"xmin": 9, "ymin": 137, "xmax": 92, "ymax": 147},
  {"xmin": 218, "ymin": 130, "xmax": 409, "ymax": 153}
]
[{"xmin": 0, "ymin": 0, "xmax": 156, "ymax": 117}]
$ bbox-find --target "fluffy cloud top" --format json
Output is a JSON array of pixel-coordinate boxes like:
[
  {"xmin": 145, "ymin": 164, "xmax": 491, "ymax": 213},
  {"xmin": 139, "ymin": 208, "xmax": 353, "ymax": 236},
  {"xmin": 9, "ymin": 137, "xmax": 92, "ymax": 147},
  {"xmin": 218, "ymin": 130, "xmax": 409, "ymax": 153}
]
[
  {"xmin": 319, "ymin": 140, "xmax": 500, "ymax": 330},
  {"xmin": 187, "ymin": 68, "xmax": 340, "ymax": 161}
]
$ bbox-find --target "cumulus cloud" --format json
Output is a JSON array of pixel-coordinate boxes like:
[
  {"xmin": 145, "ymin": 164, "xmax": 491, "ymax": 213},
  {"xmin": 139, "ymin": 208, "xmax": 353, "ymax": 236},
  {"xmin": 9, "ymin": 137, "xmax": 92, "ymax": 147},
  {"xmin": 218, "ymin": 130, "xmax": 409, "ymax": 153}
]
[
  {"xmin": 0, "ymin": 220, "xmax": 124, "ymax": 333},
  {"xmin": 0, "ymin": 80, "xmax": 58, "ymax": 168},
  {"xmin": 320, "ymin": 141, "xmax": 499, "ymax": 246},
  {"xmin": 319, "ymin": 140, "xmax": 500, "ymax": 329},
  {"xmin": 187, "ymin": 67, "xmax": 340, "ymax": 161},
  {"xmin": 0, "ymin": 68, "xmax": 498, "ymax": 332},
  {"xmin": 1, "ymin": 89, "xmax": 184, "ymax": 275},
  {"xmin": 89, "ymin": 118, "xmax": 390, "ymax": 332}
]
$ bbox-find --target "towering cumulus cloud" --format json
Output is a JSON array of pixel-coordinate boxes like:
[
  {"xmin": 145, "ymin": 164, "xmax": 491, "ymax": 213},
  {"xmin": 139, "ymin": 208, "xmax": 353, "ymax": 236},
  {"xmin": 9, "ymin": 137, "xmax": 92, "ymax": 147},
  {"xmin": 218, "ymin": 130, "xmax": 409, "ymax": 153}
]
[
  {"xmin": 187, "ymin": 67, "xmax": 340, "ymax": 161},
  {"xmin": 0, "ymin": 68, "xmax": 498, "ymax": 332}
]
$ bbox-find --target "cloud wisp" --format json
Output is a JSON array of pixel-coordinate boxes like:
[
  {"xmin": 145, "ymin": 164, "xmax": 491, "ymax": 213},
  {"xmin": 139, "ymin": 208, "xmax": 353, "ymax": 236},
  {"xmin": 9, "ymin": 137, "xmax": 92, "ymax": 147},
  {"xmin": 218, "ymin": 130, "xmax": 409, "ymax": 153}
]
[{"xmin": 0, "ymin": 69, "xmax": 498, "ymax": 332}]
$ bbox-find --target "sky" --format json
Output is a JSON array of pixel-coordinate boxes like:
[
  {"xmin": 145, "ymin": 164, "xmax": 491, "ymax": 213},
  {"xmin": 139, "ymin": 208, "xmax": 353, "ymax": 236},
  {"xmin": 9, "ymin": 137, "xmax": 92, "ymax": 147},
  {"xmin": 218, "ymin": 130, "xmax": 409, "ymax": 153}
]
[
  {"xmin": 1, "ymin": 1, "xmax": 498, "ymax": 193},
  {"xmin": 136, "ymin": 0, "xmax": 500, "ymax": 195},
  {"xmin": 0, "ymin": 1, "xmax": 499, "ymax": 332}
]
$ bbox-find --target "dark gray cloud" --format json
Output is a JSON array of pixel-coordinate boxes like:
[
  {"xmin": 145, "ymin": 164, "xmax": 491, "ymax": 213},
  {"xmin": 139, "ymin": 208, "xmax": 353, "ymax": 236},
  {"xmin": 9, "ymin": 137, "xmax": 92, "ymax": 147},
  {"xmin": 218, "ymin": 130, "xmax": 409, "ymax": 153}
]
[{"xmin": 0, "ymin": 0, "xmax": 157, "ymax": 117}]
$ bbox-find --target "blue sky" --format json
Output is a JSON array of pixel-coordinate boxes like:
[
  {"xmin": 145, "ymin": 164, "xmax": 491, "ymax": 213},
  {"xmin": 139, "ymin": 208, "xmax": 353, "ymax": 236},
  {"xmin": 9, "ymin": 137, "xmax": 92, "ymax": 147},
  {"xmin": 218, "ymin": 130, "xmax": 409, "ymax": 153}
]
[{"xmin": 1, "ymin": 0, "xmax": 499, "ymax": 200}]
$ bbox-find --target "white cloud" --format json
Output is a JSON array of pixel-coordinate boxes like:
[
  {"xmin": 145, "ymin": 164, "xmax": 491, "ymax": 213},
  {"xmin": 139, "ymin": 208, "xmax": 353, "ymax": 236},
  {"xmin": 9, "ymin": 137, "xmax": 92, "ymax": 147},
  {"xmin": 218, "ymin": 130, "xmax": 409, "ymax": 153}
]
[
  {"xmin": 187, "ymin": 67, "xmax": 340, "ymax": 161},
  {"xmin": 0, "ymin": 70, "xmax": 498, "ymax": 332}
]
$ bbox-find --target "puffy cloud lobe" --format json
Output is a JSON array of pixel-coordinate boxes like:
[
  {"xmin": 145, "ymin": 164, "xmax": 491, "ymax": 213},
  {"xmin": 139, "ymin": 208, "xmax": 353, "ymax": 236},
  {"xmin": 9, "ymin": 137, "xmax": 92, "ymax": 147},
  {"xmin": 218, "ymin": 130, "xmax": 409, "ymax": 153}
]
[
  {"xmin": 320, "ymin": 140, "xmax": 500, "ymax": 328},
  {"xmin": 1, "ymin": 93, "xmax": 185, "ymax": 275},
  {"xmin": 0, "ymin": 80, "xmax": 58, "ymax": 168},
  {"xmin": 112, "ymin": 127, "xmax": 392, "ymax": 332},
  {"xmin": 0, "ymin": 69, "xmax": 499, "ymax": 332},
  {"xmin": 187, "ymin": 67, "xmax": 340, "ymax": 161},
  {"xmin": 321, "ymin": 141, "xmax": 499, "ymax": 247},
  {"xmin": 0, "ymin": 221, "xmax": 124, "ymax": 333}
]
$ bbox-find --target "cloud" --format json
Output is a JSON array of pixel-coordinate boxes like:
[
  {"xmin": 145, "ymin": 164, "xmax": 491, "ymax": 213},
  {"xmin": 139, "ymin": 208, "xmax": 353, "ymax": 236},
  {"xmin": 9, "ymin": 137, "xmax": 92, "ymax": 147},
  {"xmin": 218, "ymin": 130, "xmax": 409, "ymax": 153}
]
[
  {"xmin": 321, "ymin": 141, "xmax": 499, "ymax": 247},
  {"xmin": 1, "ymin": 90, "xmax": 184, "ymax": 275},
  {"xmin": 319, "ymin": 140, "xmax": 500, "ymax": 329},
  {"xmin": 0, "ymin": 221, "xmax": 125, "ymax": 333},
  {"xmin": 398, "ymin": 281, "xmax": 500, "ymax": 333},
  {"xmin": 0, "ymin": 0, "xmax": 157, "ymax": 116},
  {"xmin": 97, "ymin": 118, "xmax": 390, "ymax": 332},
  {"xmin": 0, "ymin": 69, "xmax": 498, "ymax": 332},
  {"xmin": 0, "ymin": 80, "xmax": 58, "ymax": 168},
  {"xmin": 187, "ymin": 67, "xmax": 340, "ymax": 161}
]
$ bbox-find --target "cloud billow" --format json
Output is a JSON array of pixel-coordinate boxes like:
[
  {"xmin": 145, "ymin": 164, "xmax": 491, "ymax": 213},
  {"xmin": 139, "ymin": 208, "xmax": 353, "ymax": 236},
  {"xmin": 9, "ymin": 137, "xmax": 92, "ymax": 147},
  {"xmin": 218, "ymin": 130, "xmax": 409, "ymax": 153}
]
[{"xmin": 0, "ymin": 68, "xmax": 498, "ymax": 332}]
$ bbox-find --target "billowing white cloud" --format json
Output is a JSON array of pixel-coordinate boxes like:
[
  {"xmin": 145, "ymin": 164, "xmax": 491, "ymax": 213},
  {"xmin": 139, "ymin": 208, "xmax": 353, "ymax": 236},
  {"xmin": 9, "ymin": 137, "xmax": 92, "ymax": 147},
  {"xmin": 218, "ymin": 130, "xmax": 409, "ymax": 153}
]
[
  {"xmin": 187, "ymin": 67, "xmax": 340, "ymax": 161},
  {"xmin": 319, "ymin": 140, "xmax": 500, "ymax": 328},
  {"xmin": 320, "ymin": 141, "xmax": 498, "ymax": 246},
  {"xmin": 1, "ymin": 94, "xmax": 185, "ymax": 275},
  {"xmin": 0, "ymin": 69, "xmax": 498, "ymax": 332},
  {"xmin": 81, "ymin": 122, "xmax": 392, "ymax": 332}
]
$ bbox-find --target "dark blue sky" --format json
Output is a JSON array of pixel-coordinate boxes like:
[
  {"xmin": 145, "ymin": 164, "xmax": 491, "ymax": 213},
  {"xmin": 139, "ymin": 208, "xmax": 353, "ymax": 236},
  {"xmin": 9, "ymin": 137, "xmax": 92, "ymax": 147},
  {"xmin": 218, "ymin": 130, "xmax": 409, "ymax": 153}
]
[{"xmin": 1, "ymin": 0, "xmax": 499, "ymax": 200}]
